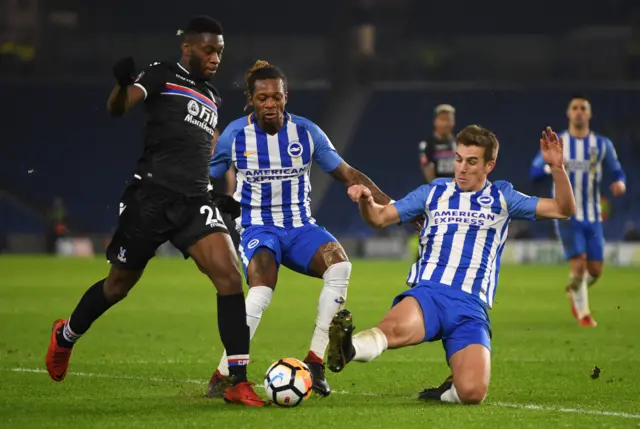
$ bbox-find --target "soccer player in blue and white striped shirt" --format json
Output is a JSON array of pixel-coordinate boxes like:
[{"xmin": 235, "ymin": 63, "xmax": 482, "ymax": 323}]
[
  {"xmin": 530, "ymin": 96, "xmax": 626, "ymax": 327},
  {"xmin": 207, "ymin": 61, "xmax": 391, "ymax": 397},
  {"xmin": 327, "ymin": 125, "xmax": 576, "ymax": 404}
]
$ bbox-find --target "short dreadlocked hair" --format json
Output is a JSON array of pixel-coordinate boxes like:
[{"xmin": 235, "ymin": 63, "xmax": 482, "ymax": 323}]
[{"xmin": 244, "ymin": 60, "xmax": 287, "ymax": 111}]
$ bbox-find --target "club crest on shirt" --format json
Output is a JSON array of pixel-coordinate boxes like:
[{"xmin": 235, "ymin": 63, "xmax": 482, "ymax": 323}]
[
  {"xmin": 478, "ymin": 195, "xmax": 494, "ymax": 206},
  {"xmin": 287, "ymin": 141, "xmax": 303, "ymax": 158},
  {"xmin": 187, "ymin": 100, "xmax": 200, "ymax": 116}
]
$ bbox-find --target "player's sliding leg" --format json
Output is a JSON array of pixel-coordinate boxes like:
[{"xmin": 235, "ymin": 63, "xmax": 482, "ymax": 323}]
[
  {"xmin": 419, "ymin": 345, "xmax": 490, "ymax": 405},
  {"xmin": 46, "ymin": 267, "xmax": 143, "ymax": 382},
  {"xmin": 327, "ymin": 296, "xmax": 425, "ymax": 372},
  {"xmin": 188, "ymin": 232, "xmax": 264, "ymax": 407},
  {"xmin": 208, "ymin": 235, "xmax": 280, "ymax": 399},
  {"xmin": 304, "ymin": 240, "xmax": 352, "ymax": 397}
]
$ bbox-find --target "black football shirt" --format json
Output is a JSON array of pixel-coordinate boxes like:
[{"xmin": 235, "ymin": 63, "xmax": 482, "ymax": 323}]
[{"xmin": 133, "ymin": 62, "xmax": 221, "ymax": 196}]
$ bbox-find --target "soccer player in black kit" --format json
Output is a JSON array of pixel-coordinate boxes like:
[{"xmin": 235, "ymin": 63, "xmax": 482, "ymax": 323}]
[
  {"xmin": 45, "ymin": 16, "xmax": 264, "ymax": 407},
  {"xmin": 418, "ymin": 104, "xmax": 456, "ymax": 182}
]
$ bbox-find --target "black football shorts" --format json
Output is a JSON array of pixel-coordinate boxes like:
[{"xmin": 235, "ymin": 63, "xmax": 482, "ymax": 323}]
[{"xmin": 106, "ymin": 179, "xmax": 228, "ymax": 270}]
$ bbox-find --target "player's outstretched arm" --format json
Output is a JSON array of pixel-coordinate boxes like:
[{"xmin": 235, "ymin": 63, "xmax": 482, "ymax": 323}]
[
  {"xmin": 330, "ymin": 162, "xmax": 392, "ymax": 205},
  {"xmin": 348, "ymin": 185, "xmax": 400, "ymax": 228},
  {"xmin": 534, "ymin": 127, "xmax": 576, "ymax": 220}
]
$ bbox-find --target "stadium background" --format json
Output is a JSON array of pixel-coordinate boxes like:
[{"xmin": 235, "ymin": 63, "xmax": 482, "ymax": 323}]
[
  {"xmin": 1, "ymin": 0, "xmax": 639, "ymax": 264},
  {"xmin": 3, "ymin": 3, "xmax": 640, "ymax": 427}
]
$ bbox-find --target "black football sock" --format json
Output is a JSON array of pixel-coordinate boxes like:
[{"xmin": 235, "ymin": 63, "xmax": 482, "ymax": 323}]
[
  {"xmin": 217, "ymin": 293, "xmax": 250, "ymax": 383},
  {"xmin": 56, "ymin": 279, "xmax": 115, "ymax": 348}
]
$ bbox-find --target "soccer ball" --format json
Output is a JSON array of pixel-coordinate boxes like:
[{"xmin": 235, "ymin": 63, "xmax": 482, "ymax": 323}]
[{"xmin": 264, "ymin": 358, "xmax": 313, "ymax": 407}]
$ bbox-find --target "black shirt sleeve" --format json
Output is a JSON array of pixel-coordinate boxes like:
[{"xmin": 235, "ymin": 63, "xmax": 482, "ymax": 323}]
[{"xmin": 133, "ymin": 62, "xmax": 167, "ymax": 100}]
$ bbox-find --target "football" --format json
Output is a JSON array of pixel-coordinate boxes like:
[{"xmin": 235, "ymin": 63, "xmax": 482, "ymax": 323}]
[{"xmin": 264, "ymin": 358, "xmax": 313, "ymax": 407}]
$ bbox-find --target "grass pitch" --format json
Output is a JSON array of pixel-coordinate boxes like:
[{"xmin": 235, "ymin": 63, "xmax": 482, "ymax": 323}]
[{"xmin": 1, "ymin": 256, "xmax": 639, "ymax": 428}]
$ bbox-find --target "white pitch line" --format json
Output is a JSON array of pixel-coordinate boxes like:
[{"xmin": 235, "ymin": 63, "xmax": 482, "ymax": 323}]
[
  {"xmin": 489, "ymin": 402, "xmax": 640, "ymax": 419},
  {"xmin": 9, "ymin": 367, "xmax": 203, "ymax": 385},
  {"xmin": 6, "ymin": 368, "xmax": 640, "ymax": 420}
]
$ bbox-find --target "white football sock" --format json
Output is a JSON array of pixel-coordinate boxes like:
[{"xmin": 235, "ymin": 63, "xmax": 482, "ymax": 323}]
[
  {"xmin": 217, "ymin": 286, "xmax": 273, "ymax": 376},
  {"xmin": 440, "ymin": 384, "xmax": 462, "ymax": 404},
  {"xmin": 571, "ymin": 275, "xmax": 590, "ymax": 319},
  {"xmin": 587, "ymin": 274, "xmax": 599, "ymax": 288},
  {"xmin": 309, "ymin": 261, "xmax": 351, "ymax": 359},
  {"xmin": 352, "ymin": 327, "xmax": 388, "ymax": 362}
]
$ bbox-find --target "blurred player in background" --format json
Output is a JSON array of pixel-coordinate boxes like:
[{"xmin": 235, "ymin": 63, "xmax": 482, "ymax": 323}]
[
  {"xmin": 411, "ymin": 104, "xmax": 457, "ymax": 258},
  {"xmin": 530, "ymin": 96, "xmax": 626, "ymax": 327},
  {"xmin": 208, "ymin": 60, "xmax": 391, "ymax": 398},
  {"xmin": 328, "ymin": 126, "xmax": 576, "ymax": 404},
  {"xmin": 418, "ymin": 104, "xmax": 456, "ymax": 183},
  {"xmin": 44, "ymin": 16, "xmax": 263, "ymax": 406}
]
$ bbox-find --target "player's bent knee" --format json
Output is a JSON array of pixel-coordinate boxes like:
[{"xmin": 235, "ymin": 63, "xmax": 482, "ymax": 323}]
[
  {"xmin": 104, "ymin": 267, "xmax": 142, "ymax": 302},
  {"xmin": 202, "ymin": 257, "xmax": 243, "ymax": 295},
  {"xmin": 587, "ymin": 264, "xmax": 602, "ymax": 278},
  {"xmin": 316, "ymin": 242, "xmax": 348, "ymax": 271},
  {"xmin": 455, "ymin": 382, "xmax": 488, "ymax": 405},
  {"xmin": 377, "ymin": 318, "xmax": 412, "ymax": 349},
  {"xmin": 569, "ymin": 256, "xmax": 587, "ymax": 277},
  {"xmin": 214, "ymin": 269, "xmax": 243, "ymax": 296},
  {"xmin": 247, "ymin": 249, "xmax": 278, "ymax": 287},
  {"xmin": 322, "ymin": 242, "xmax": 349, "ymax": 264}
]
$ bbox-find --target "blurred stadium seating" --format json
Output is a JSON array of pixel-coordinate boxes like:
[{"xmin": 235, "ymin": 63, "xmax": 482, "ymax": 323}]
[{"xmin": 2, "ymin": 85, "xmax": 637, "ymax": 241}]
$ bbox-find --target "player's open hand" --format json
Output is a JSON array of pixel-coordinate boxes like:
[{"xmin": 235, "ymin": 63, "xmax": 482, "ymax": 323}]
[
  {"xmin": 540, "ymin": 126, "xmax": 564, "ymax": 169},
  {"xmin": 610, "ymin": 180, "xmax": 626, "ymax": 197},
  {"xmin": 348, "ymin": 185, "xmax": 373, "ymax": 204}
]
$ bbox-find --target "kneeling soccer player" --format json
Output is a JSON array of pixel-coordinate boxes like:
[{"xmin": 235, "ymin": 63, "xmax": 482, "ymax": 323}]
[{"xmin": 326, "ymin": 125, "xmax": 576, "ymax": 404}]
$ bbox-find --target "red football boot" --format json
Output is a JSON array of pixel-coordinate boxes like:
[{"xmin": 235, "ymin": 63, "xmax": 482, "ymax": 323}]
[
  {"xmin": 45, "ymin": 319, "xmax": 73, "ymax": 381},
  {"xmin": 206, "ymin": 369, "xmax": 230, "ymax": 398},
  {"xmin": 223, "ymin": 381, "xmax": 265, "ymax": 407}
]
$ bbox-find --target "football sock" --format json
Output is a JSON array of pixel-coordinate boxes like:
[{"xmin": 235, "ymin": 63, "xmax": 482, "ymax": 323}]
[
  {"xmin": 572, "ymin": 275, "xmax": 590, "ymax": 318},
  {"xmin": 56, "ymin": 279, "xmax": 113, "ymax": 348},
  {"xmin": 305, "ymin": 351, "xmax": 323, "ymax": 365},
  {"xmin": 217, "ymin": 287, "xmax": 272, "ymax": 377},
  {"xmin": 309, "ymin": 261, "xmax": 351, "ymax": 359},
  {"xmin": 352, "ymin": 327, "xmax": 388, "ymax": 362},
  {"xmin": 217, "ymin": 293, "xmax": 251, "ymax": 383},
  {"xmin": 440, "ymin": 384, "xmax": 463, "ymax": 404}
]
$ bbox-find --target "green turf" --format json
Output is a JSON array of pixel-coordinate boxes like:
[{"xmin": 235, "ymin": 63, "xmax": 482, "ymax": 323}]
[{"xmin": 1, "ymin": 256, "xmax": 639, "ymax": 428}]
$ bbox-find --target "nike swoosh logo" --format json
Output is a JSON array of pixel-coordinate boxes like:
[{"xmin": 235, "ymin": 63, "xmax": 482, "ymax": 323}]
[{"xmin": 243, "ymin": 151, "xmax": 256, "ymax": 157}]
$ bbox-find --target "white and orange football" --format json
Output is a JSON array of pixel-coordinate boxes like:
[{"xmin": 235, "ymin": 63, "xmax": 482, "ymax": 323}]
[{"xmin": 264, "ymin": 358, "xmax": 313, "ymax": 407}]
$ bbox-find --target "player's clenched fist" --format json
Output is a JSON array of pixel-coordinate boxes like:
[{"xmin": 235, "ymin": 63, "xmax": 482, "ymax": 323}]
[
  {"xmin": 610, "ymin": 180, "xmax": 626, "ymax": 197},
  {"xmin": 348, "ymin": 185, "xmax": 373, "ymax": 204},
  {"xmin": 112, "ymin": 56, "xmax": 136, "ymax": 87}
]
